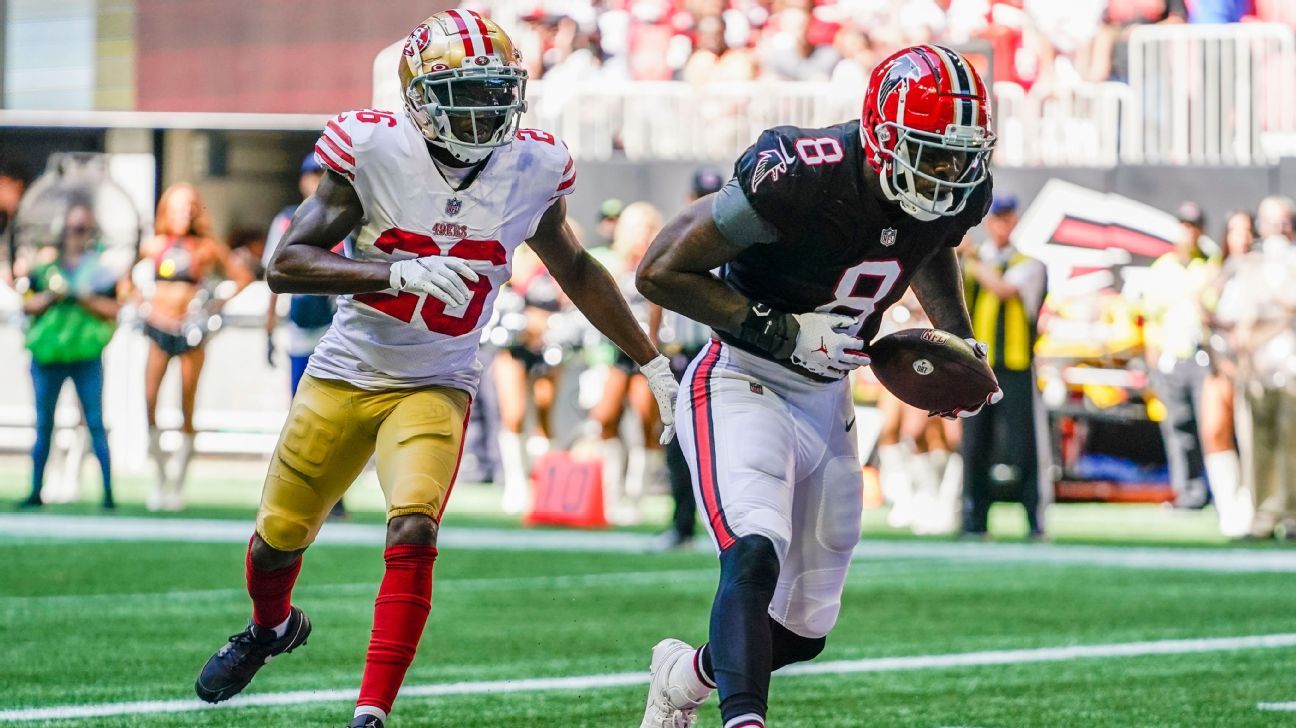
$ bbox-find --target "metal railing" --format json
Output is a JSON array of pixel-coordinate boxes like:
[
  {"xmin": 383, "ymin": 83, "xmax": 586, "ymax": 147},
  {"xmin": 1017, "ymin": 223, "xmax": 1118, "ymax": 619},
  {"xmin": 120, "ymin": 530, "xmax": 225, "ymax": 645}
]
[
  {"xmin": 525, "ymin": 79, "xmax": 1131, "ymax": 167},
  {"xmin": 1127, "ymin": 22, "xmax": 1296, "ymax": 165}
]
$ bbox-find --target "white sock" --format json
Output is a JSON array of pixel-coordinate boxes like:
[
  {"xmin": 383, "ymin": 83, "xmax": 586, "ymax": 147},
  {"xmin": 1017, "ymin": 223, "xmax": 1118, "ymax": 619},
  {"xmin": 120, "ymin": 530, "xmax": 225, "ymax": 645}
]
[
  {"xmin": 1205, "ymin": 450, "xmax": 1251, "ymax": 538},
  {"xmin": 930, "ymin": 452, "xmax": 964, "ymax": 535},
  {"xmin": 147, "ymin": 426, "xmax": 168, "ymax": 488},
  {"xmin": 271, "ymin": 613, "xmax": 292, "ymax": 638},
  {"xmin": 878, "ymin": 443, "xmax": 914, "ymax": 528},
  {"xmin": 724, "ymin": 713, "xmax": 765, "ymax": 728},
  {"xmin": 498, "ymin": 431, "xmax": 529, "ymax": 514},
  {"xmin": 170, "ymin": 433, "xmax": 196, "ymax": 495},
  {"xmin": 907, "ymin": 448, "xmax": 938, "ymax": 533},
  {"xmin": 525, "ymin": 435, "xmax": 551, "ymax": 458},
  {"xmin": 353, "ymin": 706, "xmax": 387, "ymax": 724},
  {"xmin": 599, "ymin": 438, "xmax": 627, "ymax": 521},
  {"xmin": 625, "ymin": 445, "xmax": 648, "ymax": 501},
  {"xmin": 667, "ymin": 646, "xmax": 715, "ymax": 703}
]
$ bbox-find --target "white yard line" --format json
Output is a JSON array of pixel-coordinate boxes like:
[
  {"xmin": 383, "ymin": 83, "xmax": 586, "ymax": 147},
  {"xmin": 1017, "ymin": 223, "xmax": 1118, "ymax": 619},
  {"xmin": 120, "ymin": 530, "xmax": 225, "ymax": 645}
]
[
  {"xmin": 1257, "ymin": 702, "xmax": 1296, "ymax": 711},
  {"xmin": 3, "ymin": 633, "xmax": 1294, "ymax": 722},
  {"xmin": 5, "ymin": 513, "xmax": 1296, "ymax": 572}
]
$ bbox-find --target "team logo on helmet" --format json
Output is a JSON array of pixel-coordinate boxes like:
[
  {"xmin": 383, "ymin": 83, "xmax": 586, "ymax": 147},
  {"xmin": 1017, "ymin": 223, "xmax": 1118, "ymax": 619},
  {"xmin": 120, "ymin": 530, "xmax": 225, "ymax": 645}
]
[
  {"xmin": 876, "ymin": 55, "xmax": 923, "ymax": 112},
  {"xmin": 403, "ymin": 24, "xmax": 431, "ymax": 57}
]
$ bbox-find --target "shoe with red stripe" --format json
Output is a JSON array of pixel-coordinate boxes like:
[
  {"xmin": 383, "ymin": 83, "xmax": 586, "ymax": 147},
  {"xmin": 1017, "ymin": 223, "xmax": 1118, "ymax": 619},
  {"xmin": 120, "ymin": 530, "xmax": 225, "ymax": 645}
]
[{"xmin": 640, "ymin": 638, "xmax": 714, "ymax": 728}]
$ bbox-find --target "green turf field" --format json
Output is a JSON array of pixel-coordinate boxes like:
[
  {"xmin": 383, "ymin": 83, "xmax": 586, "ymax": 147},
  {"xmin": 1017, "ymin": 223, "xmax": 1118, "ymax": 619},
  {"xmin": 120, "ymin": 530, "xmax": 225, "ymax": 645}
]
[{"xmin": 4, "ymin": 515, "xmax": 1296, "ymax": 728}]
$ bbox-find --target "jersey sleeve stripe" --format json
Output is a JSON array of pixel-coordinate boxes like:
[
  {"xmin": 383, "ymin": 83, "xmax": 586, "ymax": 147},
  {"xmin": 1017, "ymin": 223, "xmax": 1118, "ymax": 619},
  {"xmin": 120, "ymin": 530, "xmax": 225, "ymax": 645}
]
[
  {"xmin": 326, "ymin": 119, "xmax": 352, "ymax": 147},
  {"xmin": 319, "ymin": 131, "xmax": 356, "ymax": 167},
  {"xmin": 556, "ymin": 173, "xmax": 576, "ymax": 192},
  {"xmin": 314, "ymin": 144, "xmax": 354, "ymax": 180},
  {"xmin": 561, "ymin": 157, "xmax": 574, "ymax": 176}
]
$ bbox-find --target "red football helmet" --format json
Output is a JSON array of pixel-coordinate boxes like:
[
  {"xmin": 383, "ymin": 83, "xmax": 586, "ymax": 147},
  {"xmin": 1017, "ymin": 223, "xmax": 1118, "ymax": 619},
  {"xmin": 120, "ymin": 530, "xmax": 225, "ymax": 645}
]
[{"xmin": 861, "ymin": 45, "xmax": 996, "ymax": 221}]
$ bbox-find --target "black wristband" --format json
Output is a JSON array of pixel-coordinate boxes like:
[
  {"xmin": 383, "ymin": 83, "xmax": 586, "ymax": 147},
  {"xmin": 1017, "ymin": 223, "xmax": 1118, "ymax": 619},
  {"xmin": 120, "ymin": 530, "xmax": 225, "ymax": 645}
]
[{"xmin": 732, "ymin": 302, "xmax": 799, "ymax": 359}]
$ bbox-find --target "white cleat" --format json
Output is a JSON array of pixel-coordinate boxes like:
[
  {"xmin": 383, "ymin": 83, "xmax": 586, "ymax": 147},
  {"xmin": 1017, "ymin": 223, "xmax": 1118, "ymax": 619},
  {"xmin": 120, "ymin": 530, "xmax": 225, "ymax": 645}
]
[{"xmin": 641, "ymin": 638, "xmax": 711, "ymax": 728}]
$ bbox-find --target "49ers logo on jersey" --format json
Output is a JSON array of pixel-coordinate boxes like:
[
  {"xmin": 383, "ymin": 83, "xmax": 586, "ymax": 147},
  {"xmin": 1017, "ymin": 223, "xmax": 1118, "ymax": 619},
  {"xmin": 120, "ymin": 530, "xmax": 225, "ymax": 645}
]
[
  {"xmin": 403, "ymin": 24, "xmax": 431, "ymax": 57},
  {"xmin": 431, "ymin": 221, "xmax": 468, "ymax": 238}
]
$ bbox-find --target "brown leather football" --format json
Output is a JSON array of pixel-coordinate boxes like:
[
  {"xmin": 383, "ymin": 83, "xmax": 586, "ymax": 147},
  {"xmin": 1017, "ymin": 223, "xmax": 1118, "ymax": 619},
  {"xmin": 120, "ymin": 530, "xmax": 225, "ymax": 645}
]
[{"xmin": 868, "ymin": 328, "xmax": 998, "ymax": 412}]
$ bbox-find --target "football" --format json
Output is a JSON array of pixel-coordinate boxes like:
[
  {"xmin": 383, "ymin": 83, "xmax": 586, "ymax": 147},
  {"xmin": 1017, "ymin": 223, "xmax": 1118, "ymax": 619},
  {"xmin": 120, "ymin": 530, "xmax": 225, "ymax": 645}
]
[{"xmin": 868, "ymin": 328, "xmax": 998, "ymax": 412}]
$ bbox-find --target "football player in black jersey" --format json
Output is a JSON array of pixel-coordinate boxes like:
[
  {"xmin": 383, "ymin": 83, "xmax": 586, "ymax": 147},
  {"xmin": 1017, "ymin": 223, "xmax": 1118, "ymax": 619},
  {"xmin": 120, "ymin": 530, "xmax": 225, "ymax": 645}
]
[{"xmin": 636, "ymin": 45, "xmax": 1002, "ymax": 728}]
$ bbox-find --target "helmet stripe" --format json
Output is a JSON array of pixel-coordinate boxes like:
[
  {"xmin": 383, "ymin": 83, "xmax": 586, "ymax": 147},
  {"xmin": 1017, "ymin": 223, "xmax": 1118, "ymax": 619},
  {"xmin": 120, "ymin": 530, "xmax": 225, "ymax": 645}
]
[
  {"xmin": 933, "ymin": 45, "xmax": 975, "ymax": 127},
  {"xmin": 445, "ymin": 9, "xmax": 479, "ymax": 56},
  {"xmin": 464, "ymin": 9, "xmax": 495, "ymax": 54}
]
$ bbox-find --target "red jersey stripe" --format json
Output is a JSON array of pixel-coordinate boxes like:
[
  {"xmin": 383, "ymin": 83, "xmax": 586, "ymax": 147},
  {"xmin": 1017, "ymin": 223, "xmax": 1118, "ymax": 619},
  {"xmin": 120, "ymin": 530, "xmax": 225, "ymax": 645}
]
[
  {"xmin": 326, "ymin": 119, "xmax": 352, "ymax": 146},
  {"xmin": 320, "ymin": 131, "xmax": 355, "ymax": 167},
  {"xmin": 314, "ymin": 145, "xmax": 354, "ymax": 180}
]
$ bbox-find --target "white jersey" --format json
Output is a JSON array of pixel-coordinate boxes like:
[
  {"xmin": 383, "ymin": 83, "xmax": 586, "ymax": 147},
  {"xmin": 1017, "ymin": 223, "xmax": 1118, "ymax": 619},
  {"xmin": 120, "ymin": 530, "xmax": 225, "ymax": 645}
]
[{"xmin": 307, "ymin": 109, "xmax": 575, "ymax": 394}]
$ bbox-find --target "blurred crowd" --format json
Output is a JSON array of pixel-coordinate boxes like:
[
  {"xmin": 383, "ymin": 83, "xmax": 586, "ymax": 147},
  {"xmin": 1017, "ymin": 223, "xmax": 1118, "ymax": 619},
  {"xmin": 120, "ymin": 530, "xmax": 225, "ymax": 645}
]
[{"xmin": 497, "ymin": 0, "xmax": 1270, "ymax": 89}]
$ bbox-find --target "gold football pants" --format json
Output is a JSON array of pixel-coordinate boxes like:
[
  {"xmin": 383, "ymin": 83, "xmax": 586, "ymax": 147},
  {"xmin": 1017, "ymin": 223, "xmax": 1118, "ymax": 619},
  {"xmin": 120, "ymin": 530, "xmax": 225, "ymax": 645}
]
[{"xmin": 256, "ymin": 374, "xmax": 470, "ymax": 551}]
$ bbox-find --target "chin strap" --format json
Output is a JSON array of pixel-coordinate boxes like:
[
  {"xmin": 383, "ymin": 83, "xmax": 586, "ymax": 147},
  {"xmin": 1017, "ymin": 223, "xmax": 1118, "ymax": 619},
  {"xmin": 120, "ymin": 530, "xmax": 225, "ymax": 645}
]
[{"xmin": 878, "ymin": 163, "xmax": 946, "ymax": 222}]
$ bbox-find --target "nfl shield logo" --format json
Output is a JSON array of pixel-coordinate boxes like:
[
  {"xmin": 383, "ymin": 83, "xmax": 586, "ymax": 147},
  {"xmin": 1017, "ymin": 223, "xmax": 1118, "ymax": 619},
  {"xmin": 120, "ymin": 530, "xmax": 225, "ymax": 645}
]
[
  {"xmin": 881, "ymin": 227, "xmax": 897, "ymax": 247},
  {"xmin": 445, "ymin": 197, "xmax": 462, "ymax": 217}
]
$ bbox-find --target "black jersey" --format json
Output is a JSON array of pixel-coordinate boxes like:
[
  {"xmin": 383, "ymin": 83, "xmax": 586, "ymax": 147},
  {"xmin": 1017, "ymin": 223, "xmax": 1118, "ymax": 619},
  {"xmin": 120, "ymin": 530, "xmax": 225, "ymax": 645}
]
[{"xmin": 716, "ymin": 120, "xmax": 991, "ymax": 359}]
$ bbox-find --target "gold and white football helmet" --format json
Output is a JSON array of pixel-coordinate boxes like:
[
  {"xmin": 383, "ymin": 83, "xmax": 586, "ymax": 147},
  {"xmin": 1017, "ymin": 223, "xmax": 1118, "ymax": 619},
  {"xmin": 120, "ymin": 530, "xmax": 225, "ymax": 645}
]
[{"xmin": 398, "ymin": 10, "xmax": 527, "ymax": 163}]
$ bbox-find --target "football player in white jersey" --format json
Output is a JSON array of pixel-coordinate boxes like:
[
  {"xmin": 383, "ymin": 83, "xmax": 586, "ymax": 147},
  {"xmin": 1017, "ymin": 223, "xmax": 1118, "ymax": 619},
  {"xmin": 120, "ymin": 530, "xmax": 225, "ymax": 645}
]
[{"xmin": 194, "ymin": 12, "xmax": 679, "ymax": 728}]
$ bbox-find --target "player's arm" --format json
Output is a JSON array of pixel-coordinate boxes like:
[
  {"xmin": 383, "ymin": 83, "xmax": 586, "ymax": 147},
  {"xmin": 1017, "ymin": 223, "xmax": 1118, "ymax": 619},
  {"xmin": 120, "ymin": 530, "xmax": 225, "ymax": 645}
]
[
  {"xmin": 961, "ymin": 252, "xmax": 1020, "ymax": 300},
  {"xmin": 527, "ymin": 196, "xmax": 659, "ymax": 366},
  {"xmin": 636, "ymin": 197, "xmax": 750, "ymax": 332},
  {"xmin": 910, "ymin": 247, "xmax": 975, "ymax": 339},
  {"xmin": 266, "ymin": 170, "xmax": 387, "ymax": 294}
]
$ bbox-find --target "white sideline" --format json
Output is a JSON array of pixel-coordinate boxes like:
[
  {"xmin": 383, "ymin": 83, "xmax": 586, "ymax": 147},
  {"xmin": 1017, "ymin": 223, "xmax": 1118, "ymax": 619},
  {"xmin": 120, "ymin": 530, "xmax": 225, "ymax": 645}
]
[
  {"xmin": 1257, "ymin": 702, "xmax": 1296, "ymax": 711},
  {"xmin": 2, "ymin": 633, "xmax": 1294, "ymax": 722},
  {"xmin": 6, "ymin": 513, "xmax": 1296, "ymax": 572}
]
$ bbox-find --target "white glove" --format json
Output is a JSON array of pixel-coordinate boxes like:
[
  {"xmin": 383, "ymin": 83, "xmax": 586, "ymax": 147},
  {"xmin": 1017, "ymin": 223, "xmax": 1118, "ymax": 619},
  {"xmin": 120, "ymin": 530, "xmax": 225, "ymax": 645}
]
[
  {"xmin": 389, "ymin": 256, "xmax": 480, "ymax": 308},
  {"xmin": 930, "ymin": 338, "xmax": 1002, "ymax": 419},
  {"xmin": 640, "ymin": 355, "xmax": 680, "ymax": 444},
  {"xmin": 789, "ymin": 312, "xmax": 871, "ymax": 380}
]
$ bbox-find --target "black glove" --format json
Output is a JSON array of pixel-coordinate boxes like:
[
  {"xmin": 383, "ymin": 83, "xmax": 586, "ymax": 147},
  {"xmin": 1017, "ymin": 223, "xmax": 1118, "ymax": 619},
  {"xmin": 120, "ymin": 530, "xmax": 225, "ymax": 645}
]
[{"xmin": 266, "ymin": 333, "xmax": 277, "ymax": 368}]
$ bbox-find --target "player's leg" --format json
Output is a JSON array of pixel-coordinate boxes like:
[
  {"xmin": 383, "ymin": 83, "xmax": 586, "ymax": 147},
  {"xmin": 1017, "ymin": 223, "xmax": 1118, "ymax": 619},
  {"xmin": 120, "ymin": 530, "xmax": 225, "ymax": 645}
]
[
  {"xmin": 196, "ymin": 375, "xmax": 376, "ymax": 703},
  {"xmin": 767, "ymin": 387, "xmax": 863, "ymax": 674},
  {"xmin": 353, "ymin": 386, "xmax": 470, "ymax": 727},
  {"xmin": 642, "ymin": 342, "xmax": 795, "ymax": 728}
]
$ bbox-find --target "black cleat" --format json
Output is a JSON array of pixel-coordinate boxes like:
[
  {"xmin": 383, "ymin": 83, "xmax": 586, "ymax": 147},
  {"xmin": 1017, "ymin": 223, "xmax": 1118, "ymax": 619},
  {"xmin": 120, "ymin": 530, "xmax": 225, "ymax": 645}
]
[
  {"xmin": 347, "ymin": 715, "xmax": 384, "ymax": 728},
  {"xmin": 195, "ymin": 606, "xmax": 311, "ymax": 703}
]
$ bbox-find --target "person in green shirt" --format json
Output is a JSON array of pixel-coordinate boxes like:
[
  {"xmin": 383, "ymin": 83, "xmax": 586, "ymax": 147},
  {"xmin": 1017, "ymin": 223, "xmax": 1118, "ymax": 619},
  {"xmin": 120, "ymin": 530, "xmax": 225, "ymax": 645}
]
[{"xmin": 19, "ymin": 199, "xmax": 121, "ymax": 509}]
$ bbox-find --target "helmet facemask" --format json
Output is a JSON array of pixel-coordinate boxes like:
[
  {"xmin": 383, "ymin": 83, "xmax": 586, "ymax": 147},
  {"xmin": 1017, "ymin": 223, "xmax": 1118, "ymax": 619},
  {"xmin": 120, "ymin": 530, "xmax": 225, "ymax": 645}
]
[
  {"xmin": 875, "ymin": 121, "xmax": 994, "ymax": 221},
  {"xmin": 406, "ymin": 66, "xmax": 528, "ymax": 164}
]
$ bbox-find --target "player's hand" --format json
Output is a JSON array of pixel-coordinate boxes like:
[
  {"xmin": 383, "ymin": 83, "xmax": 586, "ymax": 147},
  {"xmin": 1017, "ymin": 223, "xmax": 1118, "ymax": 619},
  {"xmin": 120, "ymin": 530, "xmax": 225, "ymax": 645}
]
[
  {"xmin": 266, "ymin": 333, "xmax": 277, "ymax": 368},
  {"xmin": 789, "ymin": 312, "xmax": 871, "ymax": 380},
  {"xmin": 641, "ymin": 355, "xmax": 680, "ymax": 444},
  {"xmin": 930, "ymin": 387, "xmax": 1003, "ymax": 419},
  {"xmin": 389, "ymin": 256, "xmax": 480, "ymax": 307},
  {"xmin": 929, "ymin": 338, "xmax": 999, "ymax": 418}
]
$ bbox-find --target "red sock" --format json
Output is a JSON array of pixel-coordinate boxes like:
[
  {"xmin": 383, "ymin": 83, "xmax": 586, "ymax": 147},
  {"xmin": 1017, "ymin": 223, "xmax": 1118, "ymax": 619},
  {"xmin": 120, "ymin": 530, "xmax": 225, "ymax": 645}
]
[
  {"xmin": 357, "ymin": 543, "xmax": 437, "ymax": 714},
  {"xmin": 245, "ymin": 535, "xmax": 302, "ymax": 629}
]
